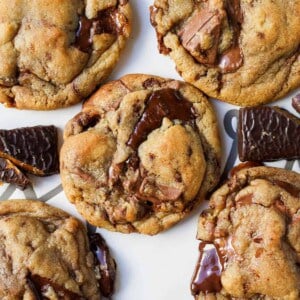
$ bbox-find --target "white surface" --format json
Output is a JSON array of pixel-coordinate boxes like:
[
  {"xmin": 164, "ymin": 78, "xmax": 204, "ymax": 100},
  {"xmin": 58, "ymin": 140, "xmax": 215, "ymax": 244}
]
[{"xmin": 0, "ymin": 1, "xmax": 299, "ymax": 299}]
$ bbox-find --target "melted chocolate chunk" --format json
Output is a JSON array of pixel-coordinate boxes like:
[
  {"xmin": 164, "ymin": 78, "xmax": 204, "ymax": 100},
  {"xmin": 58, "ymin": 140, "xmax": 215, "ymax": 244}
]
[
  {"xmin": 191, "ymin": 242, "xmax": 223, "ymax": 296},
  {"xmin": 0, "ymin": 157, "xmax": 30, "ymax": 189},
  {"xmin": 218, "ymin": 0, "xmax": 243, "ymax": 72},
  {"xmin": 177, "ymin": 0, "xmax": 243, "ymax": 73},
  {"xmin": 238, "ymin": 107, "xmax": 300, "ymax": 162},
  {"xmin": 178, "ymin": 4, "xmax": 223, "ymax": 65},
  {"xmin": 89, "ymin": 233, "xmax": 116, "ymax": 297},
  {"xmin": 218, "ymin": 46, "xmax": 243, "ymax": 73},
  {"xmin": 0, "ymin": 126, "xmax": 59, "ymax": 176},
  {"xmin": 127, "ymin": 88, "xmax": 195, "ymax": 150},
  {"xmin": 75, "ymin": 7, "xmax": 125, "ymax": 53},
  {"xmin": 292, "ymin": 94, "xmax": 300, "ymax": 114},
  {"xmin": 27, "ymin": 273, "xmax": 85, "ymax": 300}
]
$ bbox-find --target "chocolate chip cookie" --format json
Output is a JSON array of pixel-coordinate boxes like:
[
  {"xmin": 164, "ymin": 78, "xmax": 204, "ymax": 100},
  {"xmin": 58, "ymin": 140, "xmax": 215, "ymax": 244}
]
[
  {"xmin": 192, "ymin": 163, "xmax": 300, "ymax": 299},
  {"xmin": 0, "ymin": 0, "xmax": 131, "ymax": 110},
  {"xmin": 60, "ymin": 74, "xmax": 221, "ymax": 235},
  {"xmin": 150, "ymin": 0, "xmax": 300, "ymax": 106},
  {"xmin": 0, "ymin": 199, "xmax": 116, "ymax": 299}
]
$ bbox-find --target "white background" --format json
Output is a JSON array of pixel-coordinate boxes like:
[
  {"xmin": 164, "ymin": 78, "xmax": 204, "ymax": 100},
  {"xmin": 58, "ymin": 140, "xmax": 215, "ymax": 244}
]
[{"xmin": 0, "ymin": 1, "xmax": 299, "ymax": 299}]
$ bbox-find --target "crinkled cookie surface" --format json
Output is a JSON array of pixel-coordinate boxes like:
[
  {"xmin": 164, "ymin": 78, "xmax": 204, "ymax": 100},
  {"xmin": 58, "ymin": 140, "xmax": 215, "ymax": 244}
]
[
  {"xmin": 0, "ymin": 0, "xmax": 131, "ymax": 110},
  {"xmin": 0, "ymin": 199, "xmax": 102, "ymax": 300},
  {"xmin": 60, "ymin": 74, "xmax": 221, "ymax": 235},
  {"xmin": 151, "ymin": 0, "xmax": 300, "ymax": 106},
  {"xmin": 193, "ymin": 165, "xmax": 300, "ymax": 299}
]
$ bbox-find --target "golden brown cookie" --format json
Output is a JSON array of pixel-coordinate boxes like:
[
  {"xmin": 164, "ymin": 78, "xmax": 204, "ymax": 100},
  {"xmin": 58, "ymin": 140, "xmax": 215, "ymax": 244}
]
[
  {"xmin": 0, "ymin": 0, "xmax": 131, "ymax": 110},
  {"xmin": 192, "ymin": 163, "xmax": 300, "ymax": 299},
  {"xmin": 0, "ymin": 199, "xmax": 116, "ymax": 299},
  {"xmin": 150, "ymin": 0, "xmax": 300, "ymax": 106},
  {"xmin": 60, "ymin": 74, "xmax": 221, "ymax": 235}
]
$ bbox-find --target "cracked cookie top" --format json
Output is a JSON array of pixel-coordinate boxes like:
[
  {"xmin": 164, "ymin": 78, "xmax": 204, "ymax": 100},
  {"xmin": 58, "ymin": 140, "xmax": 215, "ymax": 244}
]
[
  {"xmin": 150, "ymin": 0, "xmax": 300, "ymax": 106},
  {"xmin": 192, "ymin": 164, "xmax": 300, "ymax": 299},
  {"xmin": 60, "ymin": 74, "xmax": 221, "ymax": 235},
  {"xmin": 0, "ymin": 0, "xmax": 131, "ymax": 110},
  {"xmin": 0, "ymin": 199, "xmax": 116, "ymax": 300}
]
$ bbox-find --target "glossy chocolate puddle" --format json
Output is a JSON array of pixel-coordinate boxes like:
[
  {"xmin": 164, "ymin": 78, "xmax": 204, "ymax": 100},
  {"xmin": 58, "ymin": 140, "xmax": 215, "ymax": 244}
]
[{"xmin": 191, "ymin": 241, "xmax": 224, "ymax": 296}]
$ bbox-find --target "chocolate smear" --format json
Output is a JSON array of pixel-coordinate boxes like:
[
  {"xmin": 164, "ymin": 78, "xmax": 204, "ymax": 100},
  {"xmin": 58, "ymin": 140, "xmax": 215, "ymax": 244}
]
[
  {"xmin": 0, "ymin": 125, "xmax": 59, "ymax": 176},
  {"xmin": 0, "ymin": 157, "xmax": 30, "ymax": 189},
  {"xmin": 238, "ymin": 106, "xmax": 300, "ymax": 162},
  {"xmin": 89, "ymin": 233, "xmax": 116, "ymax": 297},
  {"xmin": 191, "ymin": 241, "xmax": 223, "ymax": 296}
]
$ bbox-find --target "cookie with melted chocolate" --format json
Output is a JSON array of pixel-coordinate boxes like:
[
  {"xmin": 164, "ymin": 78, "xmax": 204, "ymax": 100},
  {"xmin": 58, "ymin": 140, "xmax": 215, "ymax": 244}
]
[
  {"xmin": 192, "ymin": 164, "xmax": 300, "ymax": 299},
  {"xmin": 0, "ymin": 200, "xmax": 116, "ymax": 299},
  {"xmin": 60, "ymin": 74, "xmax": 221, "ymax": 235},
  {"xmin": 0, "ymin": 0, "xmax": 131, "ymax": 110},
  {"xmin": 150, "ymin": 0, "xmax": 300, "ymax": 106}
]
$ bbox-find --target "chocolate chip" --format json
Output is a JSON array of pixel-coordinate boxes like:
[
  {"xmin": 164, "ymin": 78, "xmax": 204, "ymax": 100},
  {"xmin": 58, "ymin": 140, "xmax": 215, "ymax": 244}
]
[
  {"xmin": 89, "ymin": 233, "xmax": 116, "ymax": 297},
  {"xmin": 238, "ymin": 106, "xmax": 300, "ymax": 162},
  {"xmin": 0, "ymin": 157, "xmax": 30, "ymax": 189},
  {"xmin": 0, "ymin": 125, "xmax": 59, "ymax": 176}
]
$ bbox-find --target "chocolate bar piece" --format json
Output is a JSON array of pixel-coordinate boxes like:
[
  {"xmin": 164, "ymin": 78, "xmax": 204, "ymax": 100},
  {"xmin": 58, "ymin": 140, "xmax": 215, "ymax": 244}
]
[
  {"xmin": 0, "ymin": 157, "xmax": 30, "ymax": 189},
  {"xmin": 292, "ymin": 93, "xmax": 300, "ymax": 114},
  {"xmin": 238, "ymin": 106, "xmax": 300, "ymax": 161},
  {"xmin": 0, "ymin": 125, "xmax": 59, "ymax": 176},
  {"xmin": 89, "ymin": 233, "xmax": 116, "ymax": 297}
]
